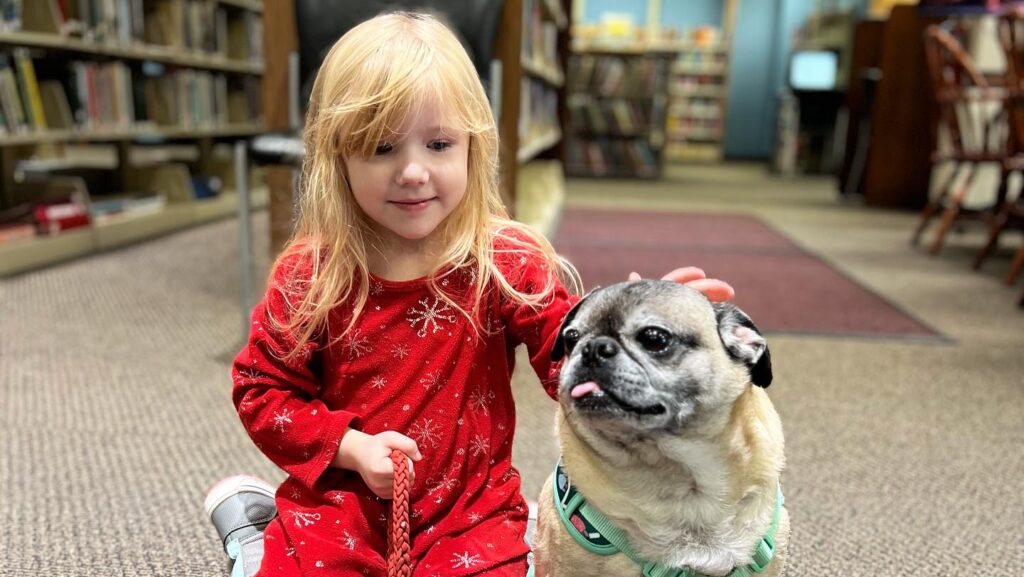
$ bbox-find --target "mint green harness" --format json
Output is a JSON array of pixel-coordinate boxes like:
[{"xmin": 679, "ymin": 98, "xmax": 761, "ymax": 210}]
[{"xmin": 545, "ymin": 460, "xmax": 783, "ymax": 577}]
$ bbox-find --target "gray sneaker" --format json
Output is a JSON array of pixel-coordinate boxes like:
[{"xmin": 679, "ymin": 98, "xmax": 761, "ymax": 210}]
[{"xmin": 204, "ymin": 475, "xmax": 277, "ymax": 577}]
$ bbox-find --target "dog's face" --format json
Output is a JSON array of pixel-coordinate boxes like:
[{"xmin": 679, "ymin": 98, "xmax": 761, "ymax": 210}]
[{"xmin": 552, "ymin": 280, "xmax": 772, "ymax": 438}]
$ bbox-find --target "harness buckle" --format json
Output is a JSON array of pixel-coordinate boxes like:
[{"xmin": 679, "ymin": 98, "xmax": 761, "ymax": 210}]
[{"xmin": 748, "ymin": 533, "xmax": 775, "ymax": 573}]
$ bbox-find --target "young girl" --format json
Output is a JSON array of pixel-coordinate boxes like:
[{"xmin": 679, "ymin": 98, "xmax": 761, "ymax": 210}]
[{"xmin": 215, "ymin": 11, "xmax": 732, "ymax": 577}]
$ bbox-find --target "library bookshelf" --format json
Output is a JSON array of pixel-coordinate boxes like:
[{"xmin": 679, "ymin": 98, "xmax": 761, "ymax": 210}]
[
  {"xmin": 494, "ymin": 0, "xmax": 571, "ymax": 237},
  {"xmin": 0, "ymin": 0, "xmax": 266, "ymax": 277},
  {"xmin": 663, "ymin": 0, "xmax": 738, "ymax": 164},
  {"xmin": 565, "ymin": 44, "xmax": 673, "ymax": 179}
]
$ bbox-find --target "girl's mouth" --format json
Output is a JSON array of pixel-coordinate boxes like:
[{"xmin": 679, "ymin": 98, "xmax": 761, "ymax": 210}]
[{"xmin": 390, "ymin": 197, "xmax": 436, "ymax": 211}]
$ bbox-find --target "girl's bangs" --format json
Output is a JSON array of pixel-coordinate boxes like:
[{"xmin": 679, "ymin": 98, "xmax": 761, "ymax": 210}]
[{"xmin": 336, "ymin": 66, "xmax": 487, "ymax": 159}]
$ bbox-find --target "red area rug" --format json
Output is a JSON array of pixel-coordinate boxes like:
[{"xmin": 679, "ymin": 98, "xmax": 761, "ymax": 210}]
[{"xmin": 553, "ymin": 209, "xmax": 943, "ymax": 340}]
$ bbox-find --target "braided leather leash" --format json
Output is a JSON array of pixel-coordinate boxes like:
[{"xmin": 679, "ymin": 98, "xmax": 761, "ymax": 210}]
[{"xmin": 388, "ymin": 449, "xmax": 412, "ymax": 577}]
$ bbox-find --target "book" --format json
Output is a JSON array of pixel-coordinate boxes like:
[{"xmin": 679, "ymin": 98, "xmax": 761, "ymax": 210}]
[
  {"xmin": 0, "ymin": 222, "xmax": 36, "ymax": 244},
  {"xmin": 33, "ymin": 199, "xmax": 91, "ymax": 234},
  {"xmin": 13, "ymin": 49, "xmax": 47, "ymax": 129},
  {"xmin": 39, "ymin": 80, "xmax": 74, "ymax": 130}
]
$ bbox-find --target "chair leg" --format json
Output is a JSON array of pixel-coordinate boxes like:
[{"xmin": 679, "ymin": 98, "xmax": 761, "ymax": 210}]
[
  {"xmin": 973, "ymin": 203, "xmax": 1012, "ymax": 270},
  {"xmin": 1008, "ymin": 245, "xmax": 1024, "ymax": 285},
  {"xmin": 929, "ymin": 166, "xmax": 976, "ymax": 255},
  {"xmin": 1019, "ymin": 285, "xmax": 1024, "ymax": 307},
  {"xmin": 912, "ymin": 163, "xmax": 960, "ymax": 246}
]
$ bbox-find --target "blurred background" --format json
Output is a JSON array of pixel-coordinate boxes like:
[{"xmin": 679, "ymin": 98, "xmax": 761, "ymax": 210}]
[{"xmin": 1, "ymin": 0, "xmax": 1023, "ymax": 576}]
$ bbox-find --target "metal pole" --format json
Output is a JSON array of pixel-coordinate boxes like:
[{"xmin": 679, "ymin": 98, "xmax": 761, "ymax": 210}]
[{"xmin": 235, "ymin": 140, "xmax": 253, "ymax": 341}]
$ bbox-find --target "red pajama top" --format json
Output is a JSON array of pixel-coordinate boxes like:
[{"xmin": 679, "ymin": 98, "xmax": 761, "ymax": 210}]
[{"xmin": 231, "ymin": 237, "xmax": 576, "ymax": 577}]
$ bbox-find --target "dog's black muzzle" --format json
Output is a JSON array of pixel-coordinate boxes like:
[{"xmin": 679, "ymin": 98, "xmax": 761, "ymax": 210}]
[{"xmin": 581, "ymin": 336, "xmax": 619, "ymax": 368}]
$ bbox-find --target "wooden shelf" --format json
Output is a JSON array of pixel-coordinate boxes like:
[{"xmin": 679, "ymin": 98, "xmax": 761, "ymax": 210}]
[
  {"xmin": 0, "ymin": 31, "xmax": 263, "ymax": 75},
  {"xmin": 541, "ymin": 0, "xmax": 569, "ymax": 30},
  {"xmin": 0, "ymin": 124, "xmax": 264, "ymax": 146},
  {"xmin": 521, "ymin": 57, "xmax": 565, "ymax": 88},
  {"xmin": 219, "ymin": 0, "xmax": 264, "ymax": 12},
  {"xmin": 517, "ymin": 128, "xmax": 562, "ymax": 163},
  {"xmin": 0, "ymin": 188, "xmax": 268, "ymax": 277},
  {"xmin": 495, "ymin": 0, "xmax": 569, "ymax": 211}
]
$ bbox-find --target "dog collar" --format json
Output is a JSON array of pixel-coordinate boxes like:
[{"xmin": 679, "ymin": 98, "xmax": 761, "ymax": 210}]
[{"xmin": 552, "ymin": 460, "xmax": 783, "ymax": 577}]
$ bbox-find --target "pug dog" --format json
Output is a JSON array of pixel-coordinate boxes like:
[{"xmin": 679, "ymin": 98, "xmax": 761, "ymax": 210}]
[{"xmin": 532, "ymin": 280, "xmax": 788, "ymax": 577}]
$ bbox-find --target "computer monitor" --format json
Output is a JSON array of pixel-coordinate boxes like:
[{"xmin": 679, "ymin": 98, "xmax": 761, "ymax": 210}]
[{"xmin": 789, "ymin": 50, "xmax": 839, "ymax": 92}]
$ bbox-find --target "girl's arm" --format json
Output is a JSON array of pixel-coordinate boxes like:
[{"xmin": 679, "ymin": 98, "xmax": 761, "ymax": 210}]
[
  {"xmin": 500, "ymin": 253, "xmax": 579, "ymax": 400},
  {"xmin": 231, "ymin": 256, "xmax": 359, "ymax": 492}
]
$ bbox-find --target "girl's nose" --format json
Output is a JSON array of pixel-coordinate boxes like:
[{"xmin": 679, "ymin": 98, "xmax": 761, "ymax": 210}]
[{"xmin": 397, "ymin": 161, "xmax": 429, "ymax": 186}]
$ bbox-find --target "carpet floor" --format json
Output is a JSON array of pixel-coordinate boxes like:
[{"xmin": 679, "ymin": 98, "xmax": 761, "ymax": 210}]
[
  {"xmin": 554, "ymin": 208, "xmax": 941, "ymax": 339},
  {"xmin": 1, "ymin": 164, "xmax": 1022, "ymax": 576}
]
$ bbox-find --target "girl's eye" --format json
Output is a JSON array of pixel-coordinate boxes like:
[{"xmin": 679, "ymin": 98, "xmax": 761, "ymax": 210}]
[
  {"xmin": 375, "ymin": 143, "xmax": 394, "ymax": 156},
  {"xmin": 428, "ymin": 140, "xmax": 451, "ymax": 152}
]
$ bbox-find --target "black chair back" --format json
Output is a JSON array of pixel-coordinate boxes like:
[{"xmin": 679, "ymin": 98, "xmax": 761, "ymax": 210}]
[{"xmin": 294, "ymin": 0, "xmax": 504, "ymax": 104}]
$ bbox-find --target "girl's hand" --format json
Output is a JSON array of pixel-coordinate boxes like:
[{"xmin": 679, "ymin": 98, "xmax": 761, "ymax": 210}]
[
  {"xmin": 334, "ymin": 429, "xmax": 423, "ymax": 499},
  {"xmin": 627, "ymin": 267, "xmax": 735, "ymax": 302}
]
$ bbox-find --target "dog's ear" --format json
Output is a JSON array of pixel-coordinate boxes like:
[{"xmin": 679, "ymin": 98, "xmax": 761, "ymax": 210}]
[
  {"xmin": 551, "ymin": 292, "xmax": 593, "ymax": 362},
  {"xmin": 713, "ymin": 303, "xmax": 773, "ymax": 387}
]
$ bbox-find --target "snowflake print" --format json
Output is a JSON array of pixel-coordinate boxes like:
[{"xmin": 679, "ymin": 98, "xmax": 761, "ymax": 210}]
[
  {"xmin": 344, "ymin": 329, "xmax": 371, "ymax": 360},
  {"xmin": 289, "ymin": 510, "xmax": 320, "ymax": 528},
  {"xmin": 370, "ymin": 281, "xmax": 385, "ymax": 296},
  {"xmin": 469, "ymin": 435, "xmax": 490, "ymax": 457},
  {"xmin": 234, "ymin": 367, "xmax": 263, "ymax": 386},
  {"xmin": 371, "ymin": 376, "xmax": 387, "ymax": 390},
  {"xmin": 330, "ymin": 493, "xmax": 345, "ymax": 505},
  {"xmin": 427, "ymin": 468, "xmax": 460, "ymax": 498},
  {"xmin": 468, "ymin": 512, "xmax": 483, "ymax": 524},
  {"xmin": 419, "ymin": 370, "xmax": 443, "ymax": 392},
  {"xmin": 392, "ymin": 343, "xmax": 410, "ymax": 360},
  {"xmin": 469, "ymin": 389, "xmax": 495, "ymax": 415},
  {"xmin": 451, "ymin": 551, "xmax": 483, "ymax": 570},
  {"xmin": 406, "ymin": 296, "xmax": 457, "ymax": 337},
  {"xmin": 409, "ymin": 418, "xmax": 442, "ymax": 448},
  {"xmin": 341, "ymin": 530, "xmax": 357, "ymax": 550},
  {"xmin": 272, "ymin": 408, "xmax": 294, "ymax": 432},
  {"xmin": 289, "ymin": 487, "xmax": 302, "ymax": 500}
]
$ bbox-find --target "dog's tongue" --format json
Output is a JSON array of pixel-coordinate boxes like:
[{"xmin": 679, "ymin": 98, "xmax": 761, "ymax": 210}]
[{"xmin": 571, "ymin": 381, "xmax": 601, "ymax": 398}]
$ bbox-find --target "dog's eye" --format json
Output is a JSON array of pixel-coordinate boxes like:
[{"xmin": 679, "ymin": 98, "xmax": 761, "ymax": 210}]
[
  {"xmin": 637, "ymin": 327, "xmax": 672, "ymax": 353},
  {"xmin": 562, "ymin": 328, "xmax": 581, "ymax": 350}
]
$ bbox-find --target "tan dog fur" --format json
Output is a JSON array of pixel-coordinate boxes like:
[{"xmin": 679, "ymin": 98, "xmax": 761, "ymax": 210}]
[{"xmin": 532, "ymin": 283, "xmax": 789, "ymax": 577}]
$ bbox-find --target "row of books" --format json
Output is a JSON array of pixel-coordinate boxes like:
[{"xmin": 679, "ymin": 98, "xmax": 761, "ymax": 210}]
[
  {"xmin": 568, "ymin": 54, "xmax": 668, "ymax": 97},
  {"xmin": 567, "ymin": 137, "xmax": 659, "ymax": 178},
  {"xmin": 568, "ymin": 95, "xmax": 652, "ymax": 137},
  {"xmin": 666, "ymin": 115, "xmax": 724, "ymax": 142},
  {"xmin": 0, "ymin": 148, "xmax": 232, "ymax": 244},
  {"xmin": 2, "ymin": 0, "xmax": 262, "ymax": 63},
  {"xmin": 521, "ymin": 0, "xmax": 561, "ymax": 74},
  {"xmin": 517, "ymin": 77, "xmax": 559, "ymax": 142},
  {"xmin": 669, "ymin": 75, "xmax": 727, "ymax": 97},
  {"xmin": 0, "ymin": 190, "xmax": 169, "ymax": 243},
  {"xmin": 0, "ymin": 52, "xmax": 261, "ymax": 134}
]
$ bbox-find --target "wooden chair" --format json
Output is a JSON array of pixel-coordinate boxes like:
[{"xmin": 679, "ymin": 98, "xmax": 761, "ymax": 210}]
[
  {"xmin": 913, "ymin": 24, "xmax": 1015, "ymax": 255},
  {"xmin": 1008, "ymin": 246, "xmax": 1024, "ymax": 305},
  {"xmin": 973, "ymin": 10, "xmax": 1024, "ymax": 280}
]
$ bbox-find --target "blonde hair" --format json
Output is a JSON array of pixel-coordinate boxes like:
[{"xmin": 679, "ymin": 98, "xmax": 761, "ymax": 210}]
[{"xmin": 271, "ymin": 11, "xmax": 580, "ymax": 360}]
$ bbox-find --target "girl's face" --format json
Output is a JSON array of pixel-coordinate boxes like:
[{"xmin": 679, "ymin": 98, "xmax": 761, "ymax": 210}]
[{"xmin": 344, "ymin": 97, "xmax": 469, "ymax": 251}]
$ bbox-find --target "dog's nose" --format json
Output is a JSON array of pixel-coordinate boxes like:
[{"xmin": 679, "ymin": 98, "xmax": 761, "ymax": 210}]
[{"xmin": 582, "ymin": 336, "xmax": 619, "ymax": 366}]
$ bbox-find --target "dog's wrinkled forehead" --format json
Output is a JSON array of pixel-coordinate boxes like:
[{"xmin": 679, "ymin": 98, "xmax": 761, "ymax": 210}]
[{"xmin": 575, "ymin": 281, "xmax": 715, "ymax": 331}]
